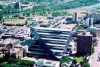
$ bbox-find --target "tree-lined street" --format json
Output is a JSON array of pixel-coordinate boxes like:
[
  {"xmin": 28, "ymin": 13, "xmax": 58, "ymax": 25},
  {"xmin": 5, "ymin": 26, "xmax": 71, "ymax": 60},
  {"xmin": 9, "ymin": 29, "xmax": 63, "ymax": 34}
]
[{"xmin": 90, "ymin": 38, "xmax": 100, "ymax": 67}]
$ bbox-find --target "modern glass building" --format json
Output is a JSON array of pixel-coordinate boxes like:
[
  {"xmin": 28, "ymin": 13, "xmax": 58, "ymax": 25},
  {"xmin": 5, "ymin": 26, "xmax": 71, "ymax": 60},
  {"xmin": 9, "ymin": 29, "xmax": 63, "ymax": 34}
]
[{"xmin": 28, "ymin": 27, "xmax": 72, "ymax": 61}]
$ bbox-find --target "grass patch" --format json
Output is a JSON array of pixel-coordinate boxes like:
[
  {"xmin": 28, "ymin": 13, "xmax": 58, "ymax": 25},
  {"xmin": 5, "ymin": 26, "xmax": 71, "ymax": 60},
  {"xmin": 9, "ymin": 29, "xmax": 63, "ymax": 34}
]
[
  {"xmin": 27, "ymin": 21, "xmax": 33, "ymax": 25},
  {"xmin": 75, "ymin": 57, "xmax": 83, "ymax": 63},
  {"xmin": 5, "ymin": 18, "xmax": 20, "ymax": 21},
  {"xmin": 4, "ymin": 18, "xmax": 25, "ymax": 24}
]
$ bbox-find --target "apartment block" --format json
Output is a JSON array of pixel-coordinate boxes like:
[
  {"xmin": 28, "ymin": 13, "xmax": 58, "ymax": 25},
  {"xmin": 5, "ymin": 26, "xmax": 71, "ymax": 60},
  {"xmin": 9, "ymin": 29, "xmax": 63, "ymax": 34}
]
[
  {"xmin": 86, "ymin": 13, "xmax": 100, "ymax": 23},
  {"xmin": 77, "ymin": 32, "xmax": 92, "ymax": 55}
]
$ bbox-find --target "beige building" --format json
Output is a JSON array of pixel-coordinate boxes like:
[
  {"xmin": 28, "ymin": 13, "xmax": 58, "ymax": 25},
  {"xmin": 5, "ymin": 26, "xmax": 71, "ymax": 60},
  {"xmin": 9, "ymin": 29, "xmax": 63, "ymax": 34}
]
[
  {"xmin": 0, "ymin": 38, "xmax": 19, "ymax": 48},
  {"xmin": 5, "ymin": 44, "xmax": 23, "ymax": 58},
  {"xmin": 0, "ymin": 43, "xmax": 23, "ymax": 58}
]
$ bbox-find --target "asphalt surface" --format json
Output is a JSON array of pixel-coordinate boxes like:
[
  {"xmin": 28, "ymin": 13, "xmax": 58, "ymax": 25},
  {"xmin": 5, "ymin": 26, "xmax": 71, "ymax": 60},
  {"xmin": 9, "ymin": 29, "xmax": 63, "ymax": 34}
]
[{"xmin": 90, "ymin": 38, "xmax": 100, "ymax": 67}]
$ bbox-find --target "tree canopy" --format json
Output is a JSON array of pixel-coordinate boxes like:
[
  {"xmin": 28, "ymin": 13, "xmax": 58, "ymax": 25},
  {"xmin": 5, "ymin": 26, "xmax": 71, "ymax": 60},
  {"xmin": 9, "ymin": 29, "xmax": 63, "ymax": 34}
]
[
  {"xmin": 83, "ymin": 62, "xmax": 90, "ymax": 67},
  {"xmin": 0, "ymin": 57, "xmax": 35, "ymax": 67},
  {"xmin": 60, "ymin": 56, "xmax": 70, "ymax": 64}
]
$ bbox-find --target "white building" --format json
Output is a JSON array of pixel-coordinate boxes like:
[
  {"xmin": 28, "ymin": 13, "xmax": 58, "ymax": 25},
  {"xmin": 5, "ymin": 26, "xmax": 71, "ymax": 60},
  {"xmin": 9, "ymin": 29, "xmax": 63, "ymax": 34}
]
[
  {"xmin": 82, "ymin": 18, "xmax": 93, "ymax": 27},
  {"xmin": 94, "ymin": 24, "xmax": 100, "ymax": 28},
  {"xmin": 68, "ymin": 41, "xmax": 75, "ymax": 51},
  {"xmin": 87, "ymin": 26, "xmax": 97, "ymax": 34},
  {"xmin": 34, "ymin": 59, "xmax": 60, "ymax": 67},
  {"xmin": 9, "ymin": 2, "xmax": 16, "ymax": 8}
]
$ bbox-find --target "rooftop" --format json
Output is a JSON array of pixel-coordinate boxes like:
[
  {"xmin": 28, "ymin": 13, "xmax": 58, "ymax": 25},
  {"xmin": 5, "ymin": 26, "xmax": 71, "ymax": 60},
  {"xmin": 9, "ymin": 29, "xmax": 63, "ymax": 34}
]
[
  {"xmin": 32, "ymin": 27, "xmax": 71, "ymax": 32},
  {"xmin": 78, "ymin": 32, "xmax": 92, "ymax": 36},
  {"xmin": 35, "ymin": 59, "xmax": 59, "ymax": 67},
  {"xmin": 0, "ymin": 38, "xmax": 19, "ymax": 45},
  {"xmin": 11, "ymin": 48, "xmax": 20, "ymax": 53},
  {"xmin": 21, "ymin": 57, "xmax": 37, "ymax": 62}
]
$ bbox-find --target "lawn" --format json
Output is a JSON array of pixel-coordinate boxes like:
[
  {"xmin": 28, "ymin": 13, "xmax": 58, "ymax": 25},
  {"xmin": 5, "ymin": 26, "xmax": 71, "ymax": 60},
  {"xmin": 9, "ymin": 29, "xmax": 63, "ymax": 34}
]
[
  {"xmin": 4, "ymin": 18, "xmax": 25, "ymax": 24},
  {"xmin": 5, "ymin": 18, "xmax": 20, "ymax": 21},
  {"xmin": 75, "ymin": 57, "xmax": 83, "ymax": 63}
]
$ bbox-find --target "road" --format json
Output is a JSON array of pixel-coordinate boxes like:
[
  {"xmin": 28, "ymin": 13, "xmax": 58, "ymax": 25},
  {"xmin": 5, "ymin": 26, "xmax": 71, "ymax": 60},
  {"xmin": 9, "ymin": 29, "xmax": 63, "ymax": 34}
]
[
  {"xmin": 51, "ymin": 17, "xmax": 66, "ymax": 28},
  {"xmin": 90, "ymin": 38, "xmax": 100, "ymax": 67}
]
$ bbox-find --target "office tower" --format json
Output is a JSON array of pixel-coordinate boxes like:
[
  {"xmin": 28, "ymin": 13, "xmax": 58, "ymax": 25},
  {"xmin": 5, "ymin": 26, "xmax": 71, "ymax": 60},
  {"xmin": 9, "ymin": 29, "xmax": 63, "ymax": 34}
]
[
  {"xmin": 73, "ymin": 12, "xmax": 77, "ymax": 22},
  {"xmin": 77, "ymin": 32, "xmax": 92, "ymax": 55}
]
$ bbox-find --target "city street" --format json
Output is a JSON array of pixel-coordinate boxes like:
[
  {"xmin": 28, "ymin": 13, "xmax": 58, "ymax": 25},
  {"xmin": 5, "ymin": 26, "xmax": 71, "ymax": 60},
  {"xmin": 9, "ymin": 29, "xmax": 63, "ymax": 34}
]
[{"xmin": 90, "ymin": 38, "xmax": 100, "ymax": 67}]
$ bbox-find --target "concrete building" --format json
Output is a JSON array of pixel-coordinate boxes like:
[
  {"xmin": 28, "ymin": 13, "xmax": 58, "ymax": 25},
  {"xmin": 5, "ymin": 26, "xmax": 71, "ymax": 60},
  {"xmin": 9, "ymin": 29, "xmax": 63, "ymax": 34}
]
[
  {"xmin": 14, "ymin": 2, "xmax": 21, "ymax": 9},
  {"xmin": 0, "ymin": 0, "xmax": 21, "ymax": 9},
  {"xmin": 0, "ymin": 38, "xmax": 20, "ymax": 48},
  {"xmin": 73, "ymin": 12, "xmax": 83, "ymax": 22},
  {"xmin": 86, "ymin": 13, "xmax": 100, "ymax": 23},
  {"xmin": 4, "ymin": 44, "xmax": 23, "ymax": 58},
  {"xmin": 73, "ymin": 12, "xmax": 77, "ymax": 22},
  {"xmin": 29, "ymin": 27, "xmax": 72, "ymax": 61},
  {"xmin": 65, "ymin": 41, "xmax": 75, "ymax": 56},
  {"xmin": 0, "ymin": 39, "xmax": 23, "ymax": 58},
  {"xmin": 87, "ymin": 26, "xmax": 98, "ymax": 37},
  {"xmin": 7, "ymin": 47, "xmax": 23, "ymax": 58},
  {"xmin": 94, "ymin": 24, "xmax": 100, "ymax": 28},
  {"xmin": 77, "ymin": 32, "xmax": 92, "ymax": 55},
  {"xmin": 9, "ymin": 2, "xmax": 16, "ymax": 8},
  {"xmin": 34, "ymin": 59, "xmax": 60, "ymax": 67},
  {"xmin": 68, "ymin": 41, "xmax": 75, "ymax": 51},
  {"xmin": 40, "ymin": 23, "xmax": 50, "ymax": 27},
  {"xmin": 2, "ymin": 26, "xmax": 30, "ymax": 40},
  {"xmin": 82, "ymin": 18, "xmax": 93, "ymax": 27}
]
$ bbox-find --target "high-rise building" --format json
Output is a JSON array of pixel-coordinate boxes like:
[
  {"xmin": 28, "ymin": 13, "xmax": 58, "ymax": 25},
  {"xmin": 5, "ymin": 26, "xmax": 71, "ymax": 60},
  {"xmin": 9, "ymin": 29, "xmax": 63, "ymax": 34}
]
[
  {"xmin": 86, "ymin": 13, "xmax": 100, "ymax": 23},
  {"xmin": 14, "ymin": 2, "xmax": 21, "ymax": 9},
  {"xmin": 77, "ymin": 32, "xmax": 92, "ymax": 55},
  {"xmin": 82, "ymin": 18, "xmax": 93, "ymax": 27},
  {"xmin": 1, "ymin": 0, "xmax": 21, "ymax": 9},
  {"xmin": 73, "ymin": 12, "xmax": 77, "ymax": 22}
]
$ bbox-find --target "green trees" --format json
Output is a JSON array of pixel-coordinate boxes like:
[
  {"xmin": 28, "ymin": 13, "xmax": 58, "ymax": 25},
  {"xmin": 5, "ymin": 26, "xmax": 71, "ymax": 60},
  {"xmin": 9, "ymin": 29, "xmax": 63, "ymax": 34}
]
[
  {"xmin": 25, "ymin": 20, "xmax": 28, "ymax": 25},
  {"xmin": 0, "ymin": 0, "xmax": 99, "ymax": 17},
  {"xmin": 22, "ymin": 2, "xmax": 29, "ymax": 4},
  {"xmin": 83, "ymin": 62, "xmax": 90, "ymax": 67},
  {"xmin": 0, "ymin": 63, "xmax": 28, "ymax": 67},
  {"xmin": 0, "ymin": 57, "xmax": 35, "ymax": 67},
  {"xmin": 60, "ymin": 56, "xmax": 70, "ymax": 64},
  {"xmin": 8, "ymin": 58, "xmax": 20, "ymax": 64},
  {"xmin": 52, "ymin": 12, "xmax": 61, "ymax": 17},
  {"xmin": 30, "ymin": 0, "xmax": 54, "ymax": 3},
  {"xmin": 51, "ymin": 11, "xmax": 68, "ymax": 16},
  {"xmin": 30, "ymin": 0, "xmax": 99, "ymax": 16},
  {"xmin": 0, "ymin": 62, "xmax": 9, "ymax": 67},
  {"xmin": 0, "ymin": 11, "xmax": 3, "ymax": 22},
  {"xmin": 25, "ymin": 12, "xmax": 30, "ymax": 17},
  {"xmin": 0, "ymin": 57, "xmax": 5, "ymax": 63},
  {"xmin": 20, "ymin": 60, "xmax": 35, "ymax": 67}
]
